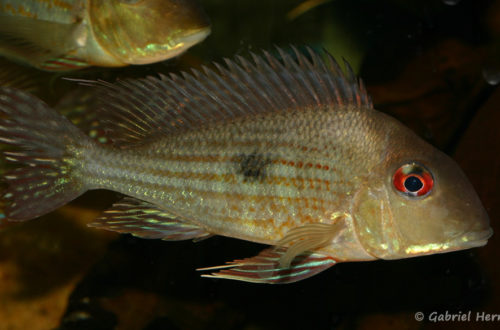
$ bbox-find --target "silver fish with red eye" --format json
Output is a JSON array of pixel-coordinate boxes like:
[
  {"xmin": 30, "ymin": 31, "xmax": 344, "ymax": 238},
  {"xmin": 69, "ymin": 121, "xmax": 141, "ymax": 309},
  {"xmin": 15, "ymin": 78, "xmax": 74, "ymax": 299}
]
[{"xmin": 0, "ymin": 47, "xmax": 492, "ymax": 284}]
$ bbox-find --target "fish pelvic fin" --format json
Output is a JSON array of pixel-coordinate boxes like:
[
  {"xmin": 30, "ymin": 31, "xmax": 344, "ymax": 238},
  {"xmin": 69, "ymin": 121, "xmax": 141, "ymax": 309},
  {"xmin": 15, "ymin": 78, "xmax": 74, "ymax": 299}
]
[
  {"xmin": 0, "ymin": 88, "xmax": 92, "ymax": 221},
  {"xmin": 198, "ymin": 220, "xmax": 346, "ymax": 284},
  {"xmin": 89, "ymin": 197, "xmax": 211, "ymax": 241},
  {"xmin": 198, "ymin": 247, "xmax": 336, "ymax": 284},
  {"xmin": 40, "ymin": 54, "xmax": 89, "ymax": 71}
]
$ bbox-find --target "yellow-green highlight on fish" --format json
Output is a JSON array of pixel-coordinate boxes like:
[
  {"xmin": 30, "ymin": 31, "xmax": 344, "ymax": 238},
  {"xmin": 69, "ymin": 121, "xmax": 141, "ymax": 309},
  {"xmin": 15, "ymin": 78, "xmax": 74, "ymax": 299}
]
[
  {"xmin": 287, "ymin": 0, "xmax": 333, "ymax": 20},
  {"xmin": 0, "ymin": 47, "xmax": 492, "ymax": 283},
  {"xmin": 0, "ymin": 0, "xmax": 211, "ymax": 71}
]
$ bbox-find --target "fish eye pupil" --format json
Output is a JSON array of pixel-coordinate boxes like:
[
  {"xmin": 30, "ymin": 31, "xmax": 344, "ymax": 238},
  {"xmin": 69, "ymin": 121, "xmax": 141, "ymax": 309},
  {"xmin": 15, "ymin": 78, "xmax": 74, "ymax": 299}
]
[
  {"xmin": 404, "ymin": 175, "xmax": 423, "ymax": 192},
  {"xmin": 393, "ymin": 163, "xmax": 433, "ymax": 197}
]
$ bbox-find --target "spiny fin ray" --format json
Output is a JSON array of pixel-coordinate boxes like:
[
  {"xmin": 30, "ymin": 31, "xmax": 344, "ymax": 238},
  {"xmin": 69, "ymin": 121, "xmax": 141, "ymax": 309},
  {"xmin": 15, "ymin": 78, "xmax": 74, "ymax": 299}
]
[
  {"xmin": 86, "ymin": 46, "xmax": 372, "ymax": 147},
  {"xmin": 90, "ymin": 197, "xmax": 211, "ymax": 241}
]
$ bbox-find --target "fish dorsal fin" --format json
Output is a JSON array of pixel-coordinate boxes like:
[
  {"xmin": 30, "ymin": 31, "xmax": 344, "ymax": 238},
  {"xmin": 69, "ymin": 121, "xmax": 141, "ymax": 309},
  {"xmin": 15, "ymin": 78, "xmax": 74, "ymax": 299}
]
[
  {"xmin": 91, "ymin": 46, "xmax": 372, "ymax": 147},
  {"xmin": 55, "ymin": 88, "xmax": 111, "ymax": 144},
  {"xmin": 89, "ymin": 197, "xmax": 211, "ymax": 241}
]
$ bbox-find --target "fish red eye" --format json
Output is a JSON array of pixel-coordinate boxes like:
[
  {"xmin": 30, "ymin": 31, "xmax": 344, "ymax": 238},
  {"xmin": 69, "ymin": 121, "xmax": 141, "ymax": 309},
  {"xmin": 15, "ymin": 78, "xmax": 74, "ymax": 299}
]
[{"xmin": 393, "ymin": 163, "xmax": 433, "ymax": 197}]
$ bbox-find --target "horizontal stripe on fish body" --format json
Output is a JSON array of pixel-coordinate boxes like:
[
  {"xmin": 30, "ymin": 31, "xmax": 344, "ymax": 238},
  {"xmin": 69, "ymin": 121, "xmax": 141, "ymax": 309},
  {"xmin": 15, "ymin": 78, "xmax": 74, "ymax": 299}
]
[{"xmin": 74, "ymin": 109, "xmax": 374, "ymax": 242}]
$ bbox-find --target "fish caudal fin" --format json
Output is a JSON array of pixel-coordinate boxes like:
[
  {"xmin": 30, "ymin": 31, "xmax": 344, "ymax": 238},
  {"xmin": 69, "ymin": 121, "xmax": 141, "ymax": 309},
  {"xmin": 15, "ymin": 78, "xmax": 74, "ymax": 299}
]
[
  {"xmin": 198, "ymin": 247, "xmax": 336, "ymax": 284},
  {"xmin": 0, "ymin": 88, "xmax": 91, "ymax": 221}
]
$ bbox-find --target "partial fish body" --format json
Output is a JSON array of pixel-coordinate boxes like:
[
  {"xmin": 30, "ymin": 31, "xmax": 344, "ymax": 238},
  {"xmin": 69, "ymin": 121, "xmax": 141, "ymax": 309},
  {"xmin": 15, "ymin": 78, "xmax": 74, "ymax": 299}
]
[
  {"xmin": 0, "ymin": 47, "xmax": 492, "ymax": 283},
  {"xmin": 0, "ymin": 0, "xmax": 211, "ymax": 71}
]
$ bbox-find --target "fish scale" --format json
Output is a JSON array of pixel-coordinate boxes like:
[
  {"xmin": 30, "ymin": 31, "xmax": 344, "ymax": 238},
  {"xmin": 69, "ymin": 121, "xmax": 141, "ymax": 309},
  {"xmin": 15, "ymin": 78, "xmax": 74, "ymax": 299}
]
[
  {"xmin": 0, "ymin": 47, "xmax": 492, "ymax": 283},
  {"xmin": 77, "ymin": 105, "xmax": 384, "ymax": 245}
]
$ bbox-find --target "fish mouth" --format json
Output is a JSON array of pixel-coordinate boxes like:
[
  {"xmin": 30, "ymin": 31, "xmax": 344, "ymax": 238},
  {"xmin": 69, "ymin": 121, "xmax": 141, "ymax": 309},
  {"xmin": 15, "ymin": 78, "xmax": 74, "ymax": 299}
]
[
  {"xmin": 449, "ymin": 228, "xmax": 493, "ymax": 249},
  {"xmin": 125, "ymin": 27, "xmax": 211, "ymax": 65},
  {"xmin": 178, "ymin": 27, "xmax": 211, "ymax": 48}
]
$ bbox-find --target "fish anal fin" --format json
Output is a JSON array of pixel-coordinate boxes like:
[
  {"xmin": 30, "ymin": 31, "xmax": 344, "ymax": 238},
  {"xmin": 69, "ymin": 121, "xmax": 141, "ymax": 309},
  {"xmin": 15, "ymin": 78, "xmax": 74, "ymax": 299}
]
[
  {"xmin": 89, "ymin": 197, "xmax": 210, "ymax": 241},
  {"xmin": 198, "ymin": 247, "xmax": 336, "ymax": 284}
]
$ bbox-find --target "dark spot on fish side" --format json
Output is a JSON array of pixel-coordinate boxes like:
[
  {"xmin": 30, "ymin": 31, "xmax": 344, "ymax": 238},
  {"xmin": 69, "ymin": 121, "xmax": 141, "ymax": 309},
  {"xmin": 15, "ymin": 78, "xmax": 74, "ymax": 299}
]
[{"xmin": 234, "ymin": 152, "xmax": 271, "ymax": 182}]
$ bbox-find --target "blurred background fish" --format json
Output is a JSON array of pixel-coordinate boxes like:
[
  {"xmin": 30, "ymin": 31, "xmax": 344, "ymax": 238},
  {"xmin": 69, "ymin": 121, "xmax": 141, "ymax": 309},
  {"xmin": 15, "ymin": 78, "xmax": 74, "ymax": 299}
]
[{"xmin": 0, "ymin": 0, "xmax": 211, "ymax": 71}]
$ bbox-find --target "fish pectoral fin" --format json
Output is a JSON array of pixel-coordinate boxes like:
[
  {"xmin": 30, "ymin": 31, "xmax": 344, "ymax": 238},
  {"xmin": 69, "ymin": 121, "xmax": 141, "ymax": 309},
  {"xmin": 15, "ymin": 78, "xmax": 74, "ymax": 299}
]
[
  {"xmin": 277, "ymin": 218, "xmax": 347, "ymax": 268},
  {"xmin": 89, "ymin": 197, "xmax": 211, "ymax": 241},
  {"xmin": 0, "ymin": 15, "xmax": 87, "ymax": 70},
  {"xmin": 198, "ymin": 247, "xmax": 336, "ymax": 284}
]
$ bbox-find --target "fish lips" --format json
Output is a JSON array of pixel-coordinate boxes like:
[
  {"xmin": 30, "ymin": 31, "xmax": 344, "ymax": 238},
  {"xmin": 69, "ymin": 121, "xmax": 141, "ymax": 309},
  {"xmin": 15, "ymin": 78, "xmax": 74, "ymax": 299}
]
[
  {"xmin": 448, "ymin": 227, "xmax": 493, "ymax": 249},
  {"xmin": 124, "ymin": 27, "xmax": 211, "ymax": 65}
]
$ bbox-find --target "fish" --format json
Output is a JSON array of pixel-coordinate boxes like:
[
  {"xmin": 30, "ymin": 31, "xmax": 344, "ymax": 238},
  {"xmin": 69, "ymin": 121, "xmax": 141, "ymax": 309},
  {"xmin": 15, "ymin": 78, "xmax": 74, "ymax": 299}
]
[
  {"xmin": 0, "ymin": 47, "xmax": 492, "ymax": 284},
  {"xmin": 0, "ymin": 0, "xmax": 211, "ymax": 71}
]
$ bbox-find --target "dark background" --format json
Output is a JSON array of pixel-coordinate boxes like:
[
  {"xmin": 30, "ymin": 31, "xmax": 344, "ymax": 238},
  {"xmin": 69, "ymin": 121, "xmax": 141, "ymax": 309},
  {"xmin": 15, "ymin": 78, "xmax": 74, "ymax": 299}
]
[{"xmin": 0, "ymin": 0, "xmax": 499, "ymax": 329}]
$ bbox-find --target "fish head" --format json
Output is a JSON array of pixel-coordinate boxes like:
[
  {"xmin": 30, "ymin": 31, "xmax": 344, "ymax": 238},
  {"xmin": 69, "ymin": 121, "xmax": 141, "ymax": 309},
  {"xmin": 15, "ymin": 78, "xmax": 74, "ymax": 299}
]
[
  {"xmin": 352, "ymin": 113, "xmax": 492, "ymax": 260},
  {"xmin": 88, "ymin": 0, "xmax": 211, "ymax": 65}
]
